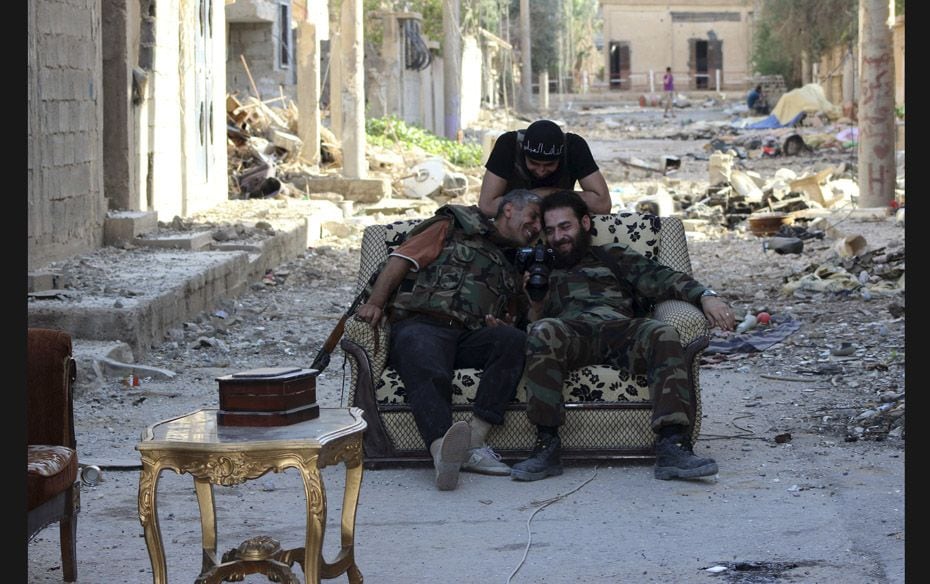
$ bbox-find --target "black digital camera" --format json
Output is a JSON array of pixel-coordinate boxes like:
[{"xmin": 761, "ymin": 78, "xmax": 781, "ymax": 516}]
[{"xmin": 514, "ymin": 243, "xmax": 556, "ymax": 301}]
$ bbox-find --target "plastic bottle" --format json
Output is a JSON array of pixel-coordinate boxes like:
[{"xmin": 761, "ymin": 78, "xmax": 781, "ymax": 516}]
[{"xmin": 736, "ymin": 314, "xmax": 758, "ymax": 334}]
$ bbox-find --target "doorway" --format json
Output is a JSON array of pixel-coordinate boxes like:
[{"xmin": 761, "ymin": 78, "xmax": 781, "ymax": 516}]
[
  {"xmin": 689, "ymin": 37, "xmax": 723, "ymax": 90},
  {"xmin": 694, "ymin": 40, "xmax": 708, "ymax": 89},
  {"xmin": 608, "ymin": 42, "xmax": 630, "ymax": 90}
]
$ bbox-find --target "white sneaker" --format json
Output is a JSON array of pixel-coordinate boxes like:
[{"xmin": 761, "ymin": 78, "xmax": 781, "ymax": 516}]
[
  {"xmin": 434, "ymin": 421, "xmax": 471, "ymax": 491},
  {"xmin": 461, "ymin": 445, "xmax": 511, "ymax": 476}
]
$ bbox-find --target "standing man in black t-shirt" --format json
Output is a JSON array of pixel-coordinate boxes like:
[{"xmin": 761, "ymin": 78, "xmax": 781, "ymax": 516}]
[{"xmin": 478, "ymin": 119, "xmax": 611, "ymax": 217}]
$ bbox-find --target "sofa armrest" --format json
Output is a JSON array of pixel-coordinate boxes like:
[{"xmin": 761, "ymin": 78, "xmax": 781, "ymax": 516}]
[
  {"xmin": 342, "ymin": 317, "xmax": 391, "ymax": 394},
  {"xmin": 656, "ymin": 216, "xmax": 693, "ymax": 275},
  {"xmin": 653, "ymin": 299, "xmax": 709, "ymax": 346}
]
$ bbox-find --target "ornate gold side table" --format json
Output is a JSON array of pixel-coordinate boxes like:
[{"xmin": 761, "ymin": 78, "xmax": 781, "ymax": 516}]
[{"xmin": 136, "ymin": 407, "xmax": 366, "ymax": 584}]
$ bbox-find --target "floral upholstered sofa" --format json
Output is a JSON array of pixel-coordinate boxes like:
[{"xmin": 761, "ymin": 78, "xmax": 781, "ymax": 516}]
[{"xmin": 339, "ymin": 212, "xmax": 710, "ymax": 464}]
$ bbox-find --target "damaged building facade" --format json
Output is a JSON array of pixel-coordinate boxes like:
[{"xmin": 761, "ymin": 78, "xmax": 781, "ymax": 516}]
[
  {"xmin": 28, "ymin": 0, "xmax": 229, "ymax": 270},
  {"xmin": 29, "ymin": 0, "xmax": 492, "ymax": 273},
  {"xmin": 600, "ymin": 0, "xmax": 755, "ymax": 92}
]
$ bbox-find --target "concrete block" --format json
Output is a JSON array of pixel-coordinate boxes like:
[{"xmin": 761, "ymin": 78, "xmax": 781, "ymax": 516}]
[
  {"xmin": 28, "ymin": 271, "xmax": 66, "ymax": 293},
  {"xmin": 295, "ymin": 176, "xmax": 391, "ymax": 204},
  {"xmin": 299, "ymin": 200, "xmax": 344, "ymax": 244},
  {"xmin": 104, "ymin": 210, "xmax": 159, "ymax": 245},
  {"xmin": 136, "ymin": 230, "xmax": 215, "ymax": 250},
  {"xmin": 271, "ymin": 129, "xmax": 303, "ymax": 153}
]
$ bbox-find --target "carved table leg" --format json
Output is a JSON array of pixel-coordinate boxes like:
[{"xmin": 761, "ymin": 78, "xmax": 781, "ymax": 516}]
[
  {"xmin": 320, "ymin": 437, "xmax": 365, "ymax": 583},
  {"xmin": 194, "ymin": 477, "xmax": 219, "ymax": 575},
  {"xmin": 138, "ymin": 459, "xmax": 167, "ymax": 584},
  {"xmin": 297, "ymin": 460, "xmax": 325, "ymax": 583}
]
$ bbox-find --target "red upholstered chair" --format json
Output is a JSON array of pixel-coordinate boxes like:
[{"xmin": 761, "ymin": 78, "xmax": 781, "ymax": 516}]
[{"xmin": 27, "ymin": 328, "xmax": 80, "ymax": 582}]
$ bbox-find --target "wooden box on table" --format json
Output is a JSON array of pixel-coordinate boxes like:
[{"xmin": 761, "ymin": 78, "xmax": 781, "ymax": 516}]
[{"xmin": 216, "ymin": 367, "xmax": 319, "ymax": 427}]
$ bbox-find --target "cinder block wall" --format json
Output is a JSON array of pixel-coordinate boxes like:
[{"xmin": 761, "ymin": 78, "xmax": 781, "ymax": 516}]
[
  {"xmin": 227, "ymin": 21, "xmax": 295, "ymax": 101},
  {"xmin": 28, "ymin": 0, "xmax": 106, "ymax": 271}
]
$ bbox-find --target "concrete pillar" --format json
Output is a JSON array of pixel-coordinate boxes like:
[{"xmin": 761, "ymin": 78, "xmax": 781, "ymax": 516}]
[
  {"xmin": 102, "ymin": 0, "xmax": 136, "ymax": 211},
  {"xmin": 381, "ymin": 14, "xmax": 402, "ymax": 116},
  {"xmin": 443, "ymin": 0, "xmax": 462, "ymax": 139},
  {"xmin": 540, "ymin": 70, "xmax": 549, "ymax": 111},
  {"xmin": 297, "ymin": 21, "xmax": 321, "ymax": 168},
  {"xmin": 842, "ymin": 48, "xmax": 856, "ymax": 104},
  {"xmin": 857, "ymin": 0, "xmax": 896, "ymax": 208},
  {"xmin": 329, "ymin": 5, "xmax": 342, "ymax": 136},
  {"xmin": 519, "ymin": 0, "xmax": 532, "ymax": 112},
  {"xmin": 341, "ymin": 0, "xmax": 366, "ymax": 179}
]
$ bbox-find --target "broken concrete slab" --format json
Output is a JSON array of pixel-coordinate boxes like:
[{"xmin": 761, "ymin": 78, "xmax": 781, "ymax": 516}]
[
  {"xmin": 27, "ymin": 270, "xmax": 69, "ymax": 293},
  {"xmin": 104, "ymin": 210, "xmax": 159, "ymax": 246},
  {"xmin": 136, "ymin": 230, "xmax": 215, "ymax": 251},
  {"xmin": 288, "ymin": 175, "xmax": 392, "ymax": 204},
  {"xmin": 28, "ymin": 224, "xmax": 309, "ymax": 358},
  {"xmin": 270, "ymin": 128, "xmax": 303, "ymax": 152}
]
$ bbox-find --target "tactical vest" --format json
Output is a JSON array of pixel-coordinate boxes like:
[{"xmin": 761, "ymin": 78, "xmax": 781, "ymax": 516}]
[
  {"xmin": 391, "ymin": 205, "xmax": 519, "ymax": 330},
  {"xmin": 510, "ymin": 130, "xmax": 574, "ymax": 191}
]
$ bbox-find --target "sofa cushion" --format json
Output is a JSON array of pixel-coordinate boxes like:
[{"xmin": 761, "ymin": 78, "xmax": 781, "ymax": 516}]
[
  {"xmin": 589, "ymin": 213, "xmax": 661, "ymax": 260},
  {"xmin": 381, "ymin": 214, "xmax": 661, "ymax": 260},
  {"xmin": 27, "ymin": 445, "xmax": 78, "ymax": 511},
  {"xmin": 375, "ymin": 365, "xmax": 651, "ymax": 405}
]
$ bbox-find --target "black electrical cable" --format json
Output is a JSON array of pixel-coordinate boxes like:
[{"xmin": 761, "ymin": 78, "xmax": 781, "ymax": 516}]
[{"xmin": 401, "ymin": 18, "xmax": 432, "ymax": 71}]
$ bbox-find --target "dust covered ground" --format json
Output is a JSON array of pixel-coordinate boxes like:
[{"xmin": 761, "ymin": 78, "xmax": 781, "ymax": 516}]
[{"xmin": 28, "ymin": 98, "xmax": 906, "ymax": 583}]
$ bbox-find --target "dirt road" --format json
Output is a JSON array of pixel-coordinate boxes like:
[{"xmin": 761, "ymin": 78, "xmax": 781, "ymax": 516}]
[{"xmin": 27, "ymin": 99, "xmax": 906, "ymax": 583}]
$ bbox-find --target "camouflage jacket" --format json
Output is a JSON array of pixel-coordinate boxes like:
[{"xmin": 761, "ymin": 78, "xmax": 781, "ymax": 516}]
[
  {"xmin": 391, "ymin": 205, "xmax": 520, "ymax": 329},
  {"xmin": 542, "ymin": 243, "xmax": 708, "ymax": 323}
]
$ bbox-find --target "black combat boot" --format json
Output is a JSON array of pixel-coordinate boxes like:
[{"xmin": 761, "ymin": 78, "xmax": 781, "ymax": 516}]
[
  {"xmin": 653, "ymin": 427, "xmax": 718, "ymax": 480},
  {"xmin": 511, "ymin": 426, "xmax": 563, "ymax": 481}
]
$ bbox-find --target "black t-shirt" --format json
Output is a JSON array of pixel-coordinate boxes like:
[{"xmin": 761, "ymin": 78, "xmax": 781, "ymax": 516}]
[{"xmin": 484, "ymin": 130, "xmax": 599, "ymax": 189}]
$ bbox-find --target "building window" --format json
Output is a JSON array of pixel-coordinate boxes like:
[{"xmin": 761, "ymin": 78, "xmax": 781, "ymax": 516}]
[{"xmin": 279, "ymin": 2, "xmax": 292, "ymax": 69}]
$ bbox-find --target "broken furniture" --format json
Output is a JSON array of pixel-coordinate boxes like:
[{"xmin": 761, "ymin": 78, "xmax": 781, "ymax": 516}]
[
  {"xmin": 136, "ymin": 407, "xmax": 366, "ymax": 584},
  {"xmin": 340, "ymin": 212, "xmax": 710, "ymax": 464},
  {"xmin": 27, "ymin": 328, "xmax": 80, "ymax": 582}
]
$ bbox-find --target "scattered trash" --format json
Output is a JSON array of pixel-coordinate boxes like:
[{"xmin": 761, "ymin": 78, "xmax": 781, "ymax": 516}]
[
  {"xmin": 80, "ymin": 465, "xmax": 103, "ymax": 486},
  {"xmin": 764, "ymin": 236, "xmax": 804, "ymax": 255},
  {"xmin": 401, "ymin": 158, "xmax": 446, "ymax": 198},
  {"xmin": 747, "ymin": 212, "xmax": 786, "ymax": 236},
  {"xmin": 736, "ymin": 313, "xmax": 759, "ymax": 334},
  {"xmin": 705, "ymin": 566, "xmax": 728, "ymax": 574},
  {"xmin": 831, "ymin": 342, "xmax": 856, "ymax": 357},
  {"xmin": 756, "ymin": 311, "xmax": 771, "ymax": 325},
  {"xmin": 123, "ymin": 371, "xmax": 141, "ymax": 387},
  {"xmin": 833, "ymin": 234, "xmax": 867, "ymax": 258}
]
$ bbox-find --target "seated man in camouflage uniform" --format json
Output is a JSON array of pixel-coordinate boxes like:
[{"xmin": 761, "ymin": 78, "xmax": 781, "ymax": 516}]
[
  {"xmin": 510, "ymin": 190, "xmax": 736, "ymax": 482},
  {"xmin": 355, "ymin": 190, "xmax": 543, "ymax": 491}
]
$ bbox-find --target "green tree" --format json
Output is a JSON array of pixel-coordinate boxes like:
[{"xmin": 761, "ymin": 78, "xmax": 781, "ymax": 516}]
[{"xmin": 751, "ymin": 0, "xmax": 858, "ymax": 87}]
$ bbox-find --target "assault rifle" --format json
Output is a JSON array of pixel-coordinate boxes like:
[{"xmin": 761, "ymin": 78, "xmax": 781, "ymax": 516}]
[{"xmin": 309, "ymin": 272, "xmax": 378, "ymax": 373}]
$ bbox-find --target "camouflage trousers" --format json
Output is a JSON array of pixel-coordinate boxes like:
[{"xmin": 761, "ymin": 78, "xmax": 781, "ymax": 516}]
[{"xmin": 522, "ymin": 317, "xmax": 693, "ymax": 431}]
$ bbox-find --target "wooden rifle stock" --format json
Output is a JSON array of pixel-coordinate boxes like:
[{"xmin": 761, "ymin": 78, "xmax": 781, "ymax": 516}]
[
  {"xmin": 309, "ymin": 289, "xmax": 369, "ymax": 373},
  {"xmin": 310, "ymin": 269, "xmax": 381, "ymax": 372}
]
